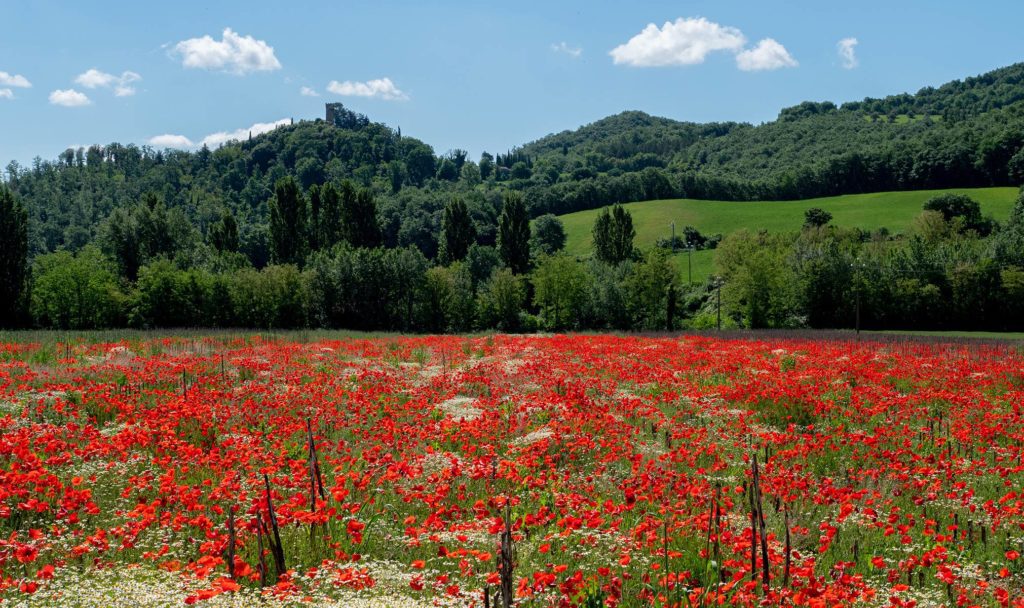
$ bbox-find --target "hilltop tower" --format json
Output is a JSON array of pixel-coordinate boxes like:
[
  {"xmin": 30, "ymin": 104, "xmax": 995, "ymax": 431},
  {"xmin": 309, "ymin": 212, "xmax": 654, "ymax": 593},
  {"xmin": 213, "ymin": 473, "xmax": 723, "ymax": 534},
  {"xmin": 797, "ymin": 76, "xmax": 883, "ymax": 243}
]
[{"xmin": 324, "ymin": 103, "xmax": 370, "ymax": 130}]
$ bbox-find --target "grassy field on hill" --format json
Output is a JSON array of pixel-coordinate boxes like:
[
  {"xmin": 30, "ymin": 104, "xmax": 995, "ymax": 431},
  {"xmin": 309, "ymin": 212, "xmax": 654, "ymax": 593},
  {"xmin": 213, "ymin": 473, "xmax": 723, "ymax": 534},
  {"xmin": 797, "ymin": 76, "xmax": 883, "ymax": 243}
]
[{"xmin": 558, "ymin": 187, "xmax": 1019, "ymax": 284}]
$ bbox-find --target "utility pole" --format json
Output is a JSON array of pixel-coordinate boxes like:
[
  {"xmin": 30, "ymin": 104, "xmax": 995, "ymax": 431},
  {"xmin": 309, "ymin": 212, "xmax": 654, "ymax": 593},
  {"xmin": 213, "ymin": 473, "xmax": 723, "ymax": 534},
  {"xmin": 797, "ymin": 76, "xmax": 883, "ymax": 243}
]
[
  {"xmin": 855, "ymin": 287, "xmax": 861, "ymax": 336},
  {"xmin": 852, "ymin": 260, "xmax": 863, "ymax": 336},
  {"xmin": 688, "ymin": 246, "xmax": 693, "ymax": 286}
]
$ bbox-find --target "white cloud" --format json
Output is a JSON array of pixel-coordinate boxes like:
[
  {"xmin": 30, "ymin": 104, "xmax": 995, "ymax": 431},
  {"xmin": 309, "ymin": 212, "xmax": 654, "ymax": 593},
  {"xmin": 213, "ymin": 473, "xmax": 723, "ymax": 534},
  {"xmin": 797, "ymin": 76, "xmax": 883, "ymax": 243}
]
[
  {"xmin": 837, "ymin": 37, "xmax": 859, "ymax": 69},
  {"xmin": 300, "ymin": 86, "xmax": 319, "ymax": 97},
  {"xmin": 0, "ymin": 89, "xmax": 12, "ymax": 99},
  {"xmin": 172, "ymin": 28, "xmax": 282, "ymax": 75},
  {"xmin": 551, "ymin": 42, "xmax": 582, "ymax": 58},
  {"xmin": 148, "ymin": 134, "xmax": 194, "ymax": 149},
  {"xmin": 75, "ymin": 68, "xmax": 116, "ymax": 88},
  {"xmin": 610, "ymin": 17, "xmax": 746, "ymax": 67},
  {"xmin": 75, "ymin": 69, "xmax": 142, "ymax": 96},
  {"xmin": 49, "ymin": 89, "xmax": 91, "ymax": 107},
  {"xmin": 200, "ymin": 118, "xmax": 290, "ymax": 148},
  {"xmin": 736, "ymin": 38, "xmax": 798, "ymax": 71},
  {"xmin": 146, "ymin": 118, "xmax": 290, "ymax": 150},
  {"xmin": 0, "ymin": 71, "xmax": 31, "ymax": 88},
  {"xmin": 327, "ymin": 78, "xmax": 408, "ymax": 101}
]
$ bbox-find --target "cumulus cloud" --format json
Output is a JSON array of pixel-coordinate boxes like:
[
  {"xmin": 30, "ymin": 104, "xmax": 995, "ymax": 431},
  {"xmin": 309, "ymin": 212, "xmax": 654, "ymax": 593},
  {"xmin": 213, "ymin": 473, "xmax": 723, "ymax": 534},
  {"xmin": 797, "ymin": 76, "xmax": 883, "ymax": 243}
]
[
  {"xmin": 610, "ymin": 17, "xmax": 799, "ymax": 73},
  {"xmin": 148, "ymin": 134, "xmax": 194, "ymax": 149},
  {"xmin": 147, "ymin": 118, "xmax": 290, "ymax": 151},
  {"xmin": 551, "ymin": 42, "xmax": 582, "ymax": 58},
  {"xmin": 49, "ymin": 89, "xmax": 91, "ymax": 107},
  {"xmin": 327, "ymin": 78, "xmax": 408, "ymax": 101},
  {"xmin": 172, "ymin": 28, "xmax": 282, "ymax": 74},
  {"xmin": 75, "ymin": 69, "xmax": 142, "ymax": 96},
  {"xmin": 736, "ymin": 38, "xmax": 798, "ymax": 71},
  {"xmin": 74, "ymin": 69, "xmax": 116, "ymax": 88},
  {"xmin": 837, "ymin": 37, "xmax": 859, "ymax": 69},
  {"xmin": 300, "ymin": 86, "xmax": 319, "ymax": 97},
  {"xmin": 0, "ymin": 71, "xmax": 31, "ymax": 88},
  {"xmin": 610, "ymin": 17, "xmax": 746, "ymax": 67},
  {"xmin": 199, "ymin": 118, "xmax": 290, "ymax": 148},
  {"xmin": 0, "ymin": 89, "xmax": 12, "ymax": 99}
]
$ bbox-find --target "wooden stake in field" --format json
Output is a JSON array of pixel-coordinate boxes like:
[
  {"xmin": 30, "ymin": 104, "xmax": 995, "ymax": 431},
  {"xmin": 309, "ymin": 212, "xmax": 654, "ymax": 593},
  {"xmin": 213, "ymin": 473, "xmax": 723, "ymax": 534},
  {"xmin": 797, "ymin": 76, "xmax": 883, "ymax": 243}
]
[
  {"xmin": 662, "ymin": 516, "xmax": 670, "ymax": 603},
  {"xmin": 713, "ymin": 484, "xmax": 723, "ymax": 582},
  {"xmin": 263, "ymin": 473, "xmax": 287, "ymax": 578},
  {"xmin": 496, "ymin": 504, "xmax": 515, "ymax": 608},
  {"xmin": 255, "ymin": 511, "xmax": 269, "ymax": 587},
  {"xmin": 750, "ymin": 454, "xmax": 770, "ymax": 590},
  {"xmin": 226, "ymin": 505, "xmax": 236, "ymax": 579},
  {"xmin": 783, "ymin": 506, "xmax": 791, "ymax": 588},
  {"xmin": 704, "ymin": 483, "xmax": 722, "ymax": 585},
  {"xmin": 749, "ymin": 480, "xmax": 757, "ymax": 583},
  {"xmin": 306, "ymin": 418, "xmax": 327, "ymax": 513}
]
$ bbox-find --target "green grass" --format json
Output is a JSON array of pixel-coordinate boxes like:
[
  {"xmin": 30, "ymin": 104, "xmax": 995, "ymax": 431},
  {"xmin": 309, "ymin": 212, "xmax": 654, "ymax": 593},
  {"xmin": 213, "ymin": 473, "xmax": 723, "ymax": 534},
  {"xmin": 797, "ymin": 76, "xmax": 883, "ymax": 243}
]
[
  {"xmin": 671, "ymin": 248, "xmax": 715, "ymax": 285},
  {"xmin": 558, "ymin": 187, "xmax": 1019, "ymax": 284}
]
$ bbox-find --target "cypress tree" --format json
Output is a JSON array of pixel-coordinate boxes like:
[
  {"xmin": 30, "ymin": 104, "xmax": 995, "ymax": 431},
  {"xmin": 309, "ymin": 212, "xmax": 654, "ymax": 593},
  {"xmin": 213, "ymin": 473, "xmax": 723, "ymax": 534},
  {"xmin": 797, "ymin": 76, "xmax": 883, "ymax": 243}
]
[
  {"xmin": 339, "ymin": 180, "xmax": 382, "ymax": 248},
  {"xmin": 593, "ymin": 204, "xmax": 635, "ymax": 264},
  {"xmin": 439, "ymin": 198, "xmax": 476, "ymax": 264},
  {"xmin": 318, "ymin": 182, "xmax": 343, "ymax": 251},
  {"xmin": 269, "ymin": 177, "xmax": 307, "ymax": 265},
  {"xmin": 592, "ymin": 208, "xmax": 613, "ymax": 263},
  {"xmin": 209, "ymin": 210, "xmax": 239, "ymax": 253},
  {"xmin": 0, "ymin": 187, "xmax": 28, "ymax": 327},
  {"xmin": 497, "ymin": 191, "xmax": 531, "ymax": 274},
  {"xmin": 609, "ymin": 205, "xmax": 636, "ymax": 263},
  {"xmin": 307, "ymin": 184, "xmax": 324, "ymax": 252}
]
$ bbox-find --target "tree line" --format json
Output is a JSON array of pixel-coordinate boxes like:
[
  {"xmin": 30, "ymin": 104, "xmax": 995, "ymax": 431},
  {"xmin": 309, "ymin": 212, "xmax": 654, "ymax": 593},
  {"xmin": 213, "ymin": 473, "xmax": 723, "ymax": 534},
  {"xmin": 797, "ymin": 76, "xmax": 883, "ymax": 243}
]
[
  {"xmin": 713, "ymin": 191, "xmax": 1024, "ymax": 331},
  {"xmin": 3, "ymin": 182, "xmax": 1023, "ymax": 332},
  {"xmin": 0, "ymin": 179, "xmax": 677, "ymax": 331}
]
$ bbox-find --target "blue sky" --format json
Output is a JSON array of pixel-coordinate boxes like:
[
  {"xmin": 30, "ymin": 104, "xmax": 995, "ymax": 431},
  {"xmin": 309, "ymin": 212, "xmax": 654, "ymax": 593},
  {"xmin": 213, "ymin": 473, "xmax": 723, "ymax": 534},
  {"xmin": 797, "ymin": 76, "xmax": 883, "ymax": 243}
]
[{"xmin": 2, "ymin": 0, "xmax": 1023, "ymax": 168}]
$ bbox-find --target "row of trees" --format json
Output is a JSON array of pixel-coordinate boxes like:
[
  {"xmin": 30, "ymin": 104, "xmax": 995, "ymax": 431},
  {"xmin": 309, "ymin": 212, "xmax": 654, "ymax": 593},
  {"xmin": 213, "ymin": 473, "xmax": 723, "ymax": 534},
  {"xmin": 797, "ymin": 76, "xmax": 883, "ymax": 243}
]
[
  {"xmin": 5, "ymin": 181, "xmax": 1023, "ymax": 332},
  {"xmin": 3, "ymin": 181, "xmax": 673, "ymax": 331},
  {"xmin": 2, "ymin": 173, "xmax": 687, "ymax": 331},
  {"xmin": 22, "ymin": 245, "xmax": 680, "ymax": 333},
  {"xmin": 716, "ymin": 191, "xmax": 1024, "ymax": 330}
]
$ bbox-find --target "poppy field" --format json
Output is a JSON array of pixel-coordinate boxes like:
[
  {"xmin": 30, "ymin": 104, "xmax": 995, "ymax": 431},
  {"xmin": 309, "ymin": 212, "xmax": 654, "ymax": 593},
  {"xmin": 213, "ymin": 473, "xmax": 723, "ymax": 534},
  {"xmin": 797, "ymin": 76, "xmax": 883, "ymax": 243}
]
[{"xmin": 0, "ymin": 333, "xmax": 1023, "ymax": 607}]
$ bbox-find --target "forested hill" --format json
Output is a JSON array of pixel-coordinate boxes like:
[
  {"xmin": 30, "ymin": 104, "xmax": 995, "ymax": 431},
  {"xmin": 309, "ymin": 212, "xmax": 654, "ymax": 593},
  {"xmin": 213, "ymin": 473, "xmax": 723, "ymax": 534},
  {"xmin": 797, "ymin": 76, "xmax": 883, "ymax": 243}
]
[
  {"xmin": 4, "ymin": 110, "xmax": 439, "ymax": 259},
  {"xmin": 5, "ymin": 62, "xmax": 1024, "ymax": 259},
  {"xmin": 522, "ymin": 62, "xmax": 1024, "ymax": 210}
]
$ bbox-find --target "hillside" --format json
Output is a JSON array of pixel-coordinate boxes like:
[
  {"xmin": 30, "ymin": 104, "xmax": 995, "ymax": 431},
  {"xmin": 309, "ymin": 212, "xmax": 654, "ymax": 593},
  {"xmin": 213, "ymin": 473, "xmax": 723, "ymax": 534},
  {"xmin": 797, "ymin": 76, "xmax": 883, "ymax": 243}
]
[
  {"xmin": 521, "ymin": 63, "xmax": 1024, "ymax": 213},
  {"xmin": 558, "ymin": 187, "xmax": 1020, "ymax": 283},
  {"xmin": 4, "ymin": 63, "xmax": 1024, "ymax": 262}
]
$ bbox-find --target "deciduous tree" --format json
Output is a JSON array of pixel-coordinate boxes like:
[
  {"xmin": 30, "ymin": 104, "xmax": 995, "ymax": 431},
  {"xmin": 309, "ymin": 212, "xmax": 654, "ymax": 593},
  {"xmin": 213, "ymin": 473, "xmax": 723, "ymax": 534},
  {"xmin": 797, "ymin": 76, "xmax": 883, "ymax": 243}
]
[
  {"xmin": 532, "ymin": 254, "xmax": 591, "ymax": 330},
  {"xmin": 531, "ymin": 214, "xmax": 566, "ymax": 256}
]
